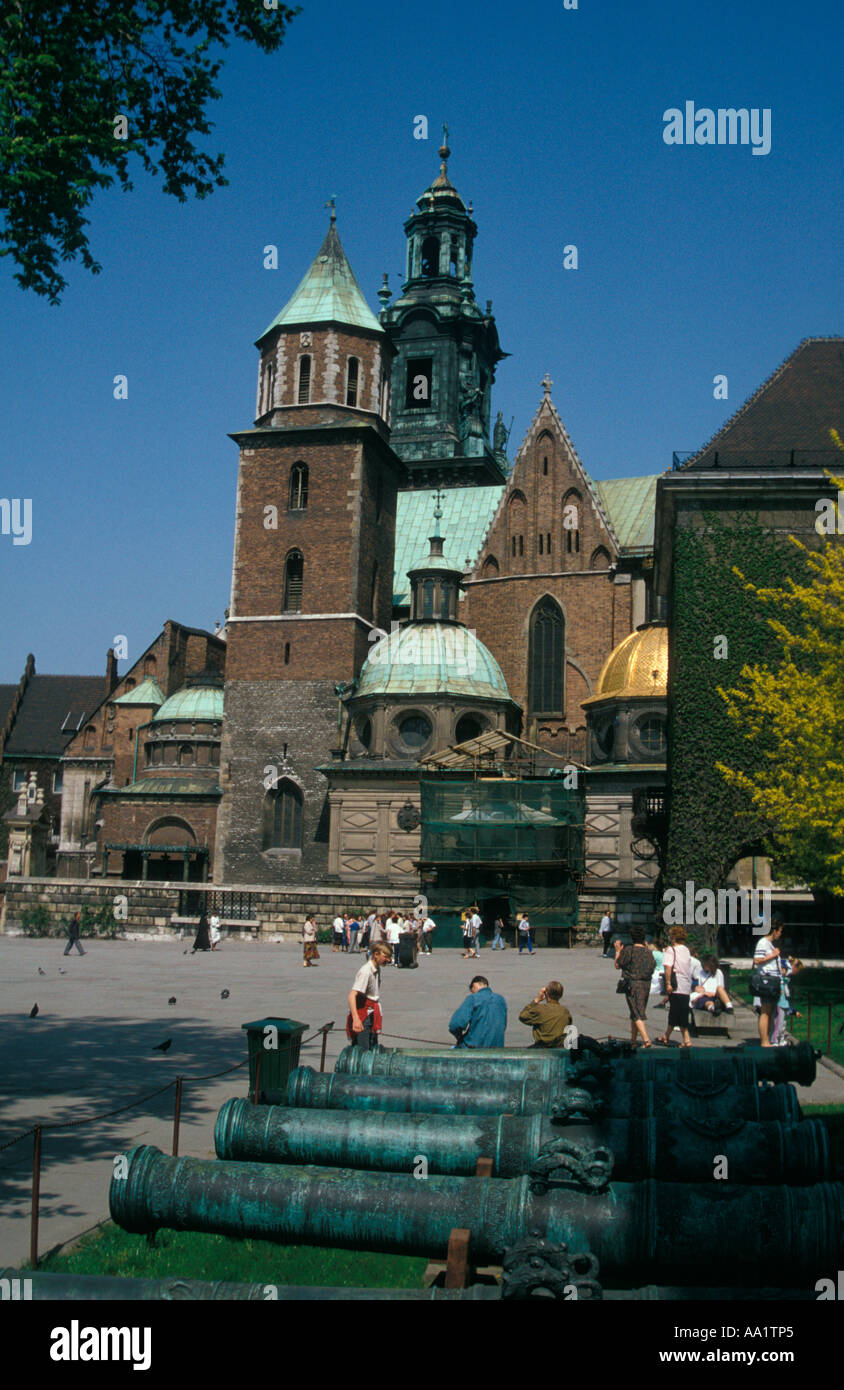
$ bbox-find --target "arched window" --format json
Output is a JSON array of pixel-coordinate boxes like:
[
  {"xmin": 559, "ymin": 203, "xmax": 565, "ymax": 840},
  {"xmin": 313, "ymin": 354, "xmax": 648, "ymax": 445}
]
[
  {"xmin": 283, "ymin": 550, "xmax": 304, "ymax": 612},
  {"xmin": 529, "ymin": 598, "xmax": 564, "ymax": 718},
  {"xmin": 422, "ymin": 579, "xmax": 434, "ymax": 618},
  {"xmin": 538, "ymin": 534, "xmax": 543, "ymax": 556},
  {"xmin": 591, "ymin": 546, "xmax": 611, "ymax": 570},
  {"xmin": 289, "ymin": 463, "xmax": 308, "ymax": 510},
  {"xmin": 144, "ymin": 656, "xmax": 156, "ymax": 676},
  {"xmin": 482, "ymin": 556, "xmax": 499, "ymax": 576},
  {"xmin": 563, "ymin": 489, "xmax": 581, "ymax": 557},
  {"xmin": 179, "ymin": 744, "xmax": 193, "ymax": 766},
  {"xmin": 420, "ymin": 236, "xmax": 439, "ymax": 276},
  {"xmin": 297, "ymin": 355, "xmax": 311, "ymax": 404},
  {"xmin": 268, "ymin": 780, "xmax": 303, "ymax": 850},
  {"xmin": 346, "ymin": 357, "xmax": 359, "ymax": 408},
  {"xmin": 543, "ymin": 456, "xmax": 549, "ymax": 476}
]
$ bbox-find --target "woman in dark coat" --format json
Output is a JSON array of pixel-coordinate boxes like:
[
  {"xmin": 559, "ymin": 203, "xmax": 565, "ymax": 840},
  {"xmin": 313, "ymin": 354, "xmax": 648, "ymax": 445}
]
[
  {"xmin": 614, "ymin": 926, "xmax": 654, "ymax": 1047},
  {"xmin": 192, "ymin": 911, "xmax": 211, "ymax": 953}
]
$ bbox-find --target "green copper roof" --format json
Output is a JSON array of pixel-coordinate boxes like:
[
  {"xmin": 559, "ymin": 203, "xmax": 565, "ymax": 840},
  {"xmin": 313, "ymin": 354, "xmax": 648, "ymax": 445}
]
[
  {"xmin": 152, "ymin": 685, "xmax": 224, "ymax": 724},
  {"xmin": 393, "ymin": 486, "xmax": 503, "ymax": 605},
  {"xmin": 113, "ymin": 678, "xmax": 164, "ymax": 707},
  {"xmin": 595, "ymin": 475, "xmax": 659, "ymax": 552},
  {"xmin": 260, "ymin": 220, "xmax": 383, "ymax": 339},
  {"xmin": 356, "ymin": 622, "xmax": 510, "ymax": 702},
  {"xmin": 99, "ymin": 777, "xmax": 221, "ymax": 797}
]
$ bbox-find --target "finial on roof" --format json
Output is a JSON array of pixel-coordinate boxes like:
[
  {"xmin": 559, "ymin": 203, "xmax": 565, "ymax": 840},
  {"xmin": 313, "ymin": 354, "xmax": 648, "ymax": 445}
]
[
  {"xmin": 378, "ymin": 272, "xmax": 391, "ymax": 309},
  {"xmin": 433, "ymin": 485, "xmax": 444, "ymax": 537},
  {"xmin": 325, "ymin": 196, "xmax": 337, "ymax": 224},
  {"xmin": 439, "ymin": 121, "xmax": 450, "ymax": 165},
  {"xmin": 542, "ymin": 372, "xmax": 553, "ymax": 397}
]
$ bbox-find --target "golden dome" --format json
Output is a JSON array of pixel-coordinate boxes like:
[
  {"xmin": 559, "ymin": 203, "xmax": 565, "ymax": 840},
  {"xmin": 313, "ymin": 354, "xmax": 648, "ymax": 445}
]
[{"xmin": 582, "ymin": 621, "xmax": 668, "ymax": 707}]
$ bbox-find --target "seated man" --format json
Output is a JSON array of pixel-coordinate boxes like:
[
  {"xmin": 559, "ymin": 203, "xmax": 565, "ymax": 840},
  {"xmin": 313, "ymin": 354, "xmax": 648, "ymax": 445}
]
[
  {"xmin": 518, "ymin": 981, "xmax": 572, "ymax": 1048},
  {"xmin": 448, "ymin": 976, "xmax": 507, "ymax": 1048},
  {"xmin": 690, "ymin": 954, "xmax": 734, "ymax": 1014}
]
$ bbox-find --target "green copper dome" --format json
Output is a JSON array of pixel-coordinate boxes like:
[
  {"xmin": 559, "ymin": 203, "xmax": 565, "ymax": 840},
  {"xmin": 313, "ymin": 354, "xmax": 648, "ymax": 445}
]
[
  {"xmin": 152, "ymin": 685, "xmax": 224, "ymax": 724},
  {"xmin": 356, "ymin": 623, "xmax": 510, "ymax": 702}
]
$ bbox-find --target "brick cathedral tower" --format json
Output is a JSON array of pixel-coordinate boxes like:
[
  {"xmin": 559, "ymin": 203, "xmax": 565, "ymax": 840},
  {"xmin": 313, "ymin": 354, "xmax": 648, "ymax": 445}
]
[{"xmin": 214, "ymin": 208, "xmax": 405, "ymax": 885}]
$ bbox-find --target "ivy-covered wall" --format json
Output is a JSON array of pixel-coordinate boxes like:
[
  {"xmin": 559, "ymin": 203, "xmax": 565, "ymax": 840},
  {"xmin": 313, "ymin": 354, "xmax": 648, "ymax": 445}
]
[{"xmin": 665, "ymin": 506, "xmax": 808, "ymax": 892}]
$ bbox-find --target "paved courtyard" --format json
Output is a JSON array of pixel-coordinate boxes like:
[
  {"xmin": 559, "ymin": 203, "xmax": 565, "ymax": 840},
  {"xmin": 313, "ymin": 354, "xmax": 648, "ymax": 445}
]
[{"xmin": 1, "ymin": 934, "xmax": 842, "ymax": 1269}]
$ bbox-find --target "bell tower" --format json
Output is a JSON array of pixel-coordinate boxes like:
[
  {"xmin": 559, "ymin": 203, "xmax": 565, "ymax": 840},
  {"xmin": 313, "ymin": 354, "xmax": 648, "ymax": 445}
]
[
  {"xmin": 215, "ymin": 209, "xmax": 405, "ymax": 886},
  {"xmin": 380, "ymin": 128, "xmax": 509, "ymax": 487}
]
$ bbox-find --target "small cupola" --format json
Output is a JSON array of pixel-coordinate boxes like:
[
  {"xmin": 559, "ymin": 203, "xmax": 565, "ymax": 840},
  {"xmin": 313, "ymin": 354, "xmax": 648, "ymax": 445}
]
[{"xmin": 407, "ymin": 494, "xmax": 465, "ymax": 622}]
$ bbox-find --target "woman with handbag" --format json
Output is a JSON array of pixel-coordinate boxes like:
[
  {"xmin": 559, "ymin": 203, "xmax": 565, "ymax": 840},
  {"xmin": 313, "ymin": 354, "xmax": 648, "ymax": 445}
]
[
  {"xmin": 614, "ymin": 927, "xmax": 655, "ymax": 1046},
  {"xmin": 752, "ymin": 920, "xmax": 785, "ymax": 1046},
  {"xmin": 656, "ymin": 925, "xmax": 693, "ymax": 1047}
]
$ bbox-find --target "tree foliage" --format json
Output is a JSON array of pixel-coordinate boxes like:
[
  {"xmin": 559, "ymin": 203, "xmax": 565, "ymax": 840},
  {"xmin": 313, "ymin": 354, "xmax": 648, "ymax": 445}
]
[
  {"xmin": 0, "ymin": 1, "xmax": 299, "ymax": 303},
  {"xmin": 716, "ymin": 473, "xmax": 844, "ymax": 897}
]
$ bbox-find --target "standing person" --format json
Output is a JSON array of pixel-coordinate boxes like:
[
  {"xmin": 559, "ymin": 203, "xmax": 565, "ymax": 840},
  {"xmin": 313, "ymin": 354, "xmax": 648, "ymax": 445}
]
[
  {"xmin": 448, "ymin": 976, "xmax": 507, "ymax": 1048},
  {"xmin": 615, "ymin": 928, "xmax": 655, "ymax": 1048},
  {"xmin": 346, "ymin": 943, "xmax": 392, "ymax": 1049},
  {"xmin": 518, "ymin": 981, "xmax": 572, "ymax": 1048},
  {"xmin": 420, "ymin": 912, "xmax": 436, "ymax": 954},
  {"xmin": 771, "ymin": 956, "xmax": 802, "ymax": 1045},
  {"xmin": 192, "ymin": 910, "xmax": 211, "ymax": 954},
  {"xmin": 362, "ymin": 910, "xmax": 378, "ymax": 954},
  {"xmin": 368, "ymin": 913, "xmax": 386, "ymax": 955},
  {"xmin": 463, "ymin": 907, "xmax": 482, "ymax": 959},
  {"xmin": 209, "ymin": 912, "xmax": 222, "ymax": 950},
  {"xmin": 386, "ymin": 911, "xmax": 402, "ymax": 966},
  {"xmin": 752, "ymin": 919, "xmax": 785, "ymax": 1047},
  {"xmin": 517, "ymin": 912, "xmax": 534, "ymax": 955},
  {"xmin": 461, "ymin": 908, "xmax": 475, "ymax": 957},
  {"xmin": 63, "ymin": 911, "xmax": 86, "ymax": 957},
  {"xmin": 599, "ymin": 911, "xmax": 614, "ymax": 957},
  {"xmin": 332, "ymin": 912, "xmax": 345, "ymax": 953},
  {"xmin": 346, "ymin": 913, "xmax": 360, "ymax": 953},
  {"xmin": 301, "ymin": 914, "xmax": 320, "ymax": 968},
  {"xmin": 656, "ymin": 926, "xmax": 693, "ymax": 1047},
  {"xmin": 491, "ymin": 915, "xmax": 506, "ymax": 950}
]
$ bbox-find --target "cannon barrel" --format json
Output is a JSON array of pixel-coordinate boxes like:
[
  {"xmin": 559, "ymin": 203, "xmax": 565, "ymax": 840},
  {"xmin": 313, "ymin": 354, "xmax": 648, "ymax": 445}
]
[
  {"xmin": 0, "ymin": 1269, "xmax": 820, "ymax": 1301},
  {"xmin": 110, "ymin": 1146, "xmax": 843, "ymax": 1282},
  {"xmin": 288, "ymin": 1065, "xmax": 802, "ymax": 1124},
  {"xmin": 216, "ymin": 1097, "xmax": 830, "ymax": 1184},
  {"xmin": 335, "ymin": 1044, "xmax": 815, "ymax": 1088},
  {"xmin": 379, "ymin": 1041, "xmax": 818, "ymax": 1086}
]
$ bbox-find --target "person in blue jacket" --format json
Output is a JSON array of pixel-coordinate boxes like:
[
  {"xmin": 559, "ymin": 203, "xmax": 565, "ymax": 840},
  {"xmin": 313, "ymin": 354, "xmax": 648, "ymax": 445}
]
[{"xmin": 448, "ymin": 976, "xmax": 508, "ymax": 1047}]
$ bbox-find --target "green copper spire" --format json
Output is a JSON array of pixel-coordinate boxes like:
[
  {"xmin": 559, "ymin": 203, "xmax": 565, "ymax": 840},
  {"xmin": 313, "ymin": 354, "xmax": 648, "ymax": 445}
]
[{"xmin": 259, "ymin": 211, "xmax": 383, "ymax": 339}]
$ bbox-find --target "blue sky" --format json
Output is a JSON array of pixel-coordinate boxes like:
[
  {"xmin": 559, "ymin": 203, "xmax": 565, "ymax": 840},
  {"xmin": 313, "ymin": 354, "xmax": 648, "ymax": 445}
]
[{"xmin": 0, "ymin": 0, "xmax": 841, "ymax": 681}]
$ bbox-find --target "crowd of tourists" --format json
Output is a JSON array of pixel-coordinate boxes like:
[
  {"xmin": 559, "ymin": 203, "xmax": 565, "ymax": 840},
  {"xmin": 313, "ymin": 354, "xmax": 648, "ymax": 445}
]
[
  {"xmin": 605, "ymin": 913, "xmax": 801, "ymax": 1049},
  {"xmin": 300, "ymin": 908, "xmax": 437, "ymax": 968}
]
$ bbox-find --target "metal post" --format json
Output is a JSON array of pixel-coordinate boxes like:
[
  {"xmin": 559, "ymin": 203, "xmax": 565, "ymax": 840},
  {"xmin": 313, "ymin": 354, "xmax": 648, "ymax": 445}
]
[
  {"xmin": 30, "ymin": 1126, "xmax": 42, "ymax": 1269},
  {"xmin": 320, "ymin": 1025, "xmax": 331, "ymax": 1074},
  {"xmin": 172, "ymin": 1077, "xmax": 183, "ymax": 1157},
  {"xmin": 253, "ymin": 1053, "xmax": 262, "ymax": 1106}
]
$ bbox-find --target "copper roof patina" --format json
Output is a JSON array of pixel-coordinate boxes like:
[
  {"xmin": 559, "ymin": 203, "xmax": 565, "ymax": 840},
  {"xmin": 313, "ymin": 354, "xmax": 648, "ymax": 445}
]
[{"xmin": 260, "ymin": 218, "xmax": 383, "ymax": 339}]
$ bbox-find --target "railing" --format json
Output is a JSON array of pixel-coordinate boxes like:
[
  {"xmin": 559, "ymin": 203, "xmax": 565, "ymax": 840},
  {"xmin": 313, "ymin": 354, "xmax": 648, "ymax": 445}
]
[{"xmin": 672, "ymin": 448, "xmax": 842, "ymax": 472}]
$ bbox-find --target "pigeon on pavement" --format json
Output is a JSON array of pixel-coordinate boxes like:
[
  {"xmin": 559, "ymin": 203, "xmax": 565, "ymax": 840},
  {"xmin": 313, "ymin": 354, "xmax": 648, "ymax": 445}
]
[
  {"xmin": 168, "ymin": 997, "xmax": 177, "ymax": 1005},
  {"xmin": 221, "ymin": 989, "xmax": 230, "ymax": 1000},
  {"xmin": 152, "ymin": 1039, "xmax": 172, "ymax": 1053},
  {"xmin": 29, "ymin": 1004, "xmax": 39, "ymax": 1018},
  {"xmin": 38, "ymin": 967, "xmax": 46, "ymax": 976}
]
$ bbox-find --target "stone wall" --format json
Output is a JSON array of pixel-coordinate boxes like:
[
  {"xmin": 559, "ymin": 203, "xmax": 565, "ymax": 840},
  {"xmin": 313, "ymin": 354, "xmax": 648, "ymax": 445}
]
[
  {"xmin": 1, "ymin": 876, "xmax": 659, "ymax": 946},
  {"xmin": 0, "ymin": 876, "xmax": 405, "ymax": 938}
]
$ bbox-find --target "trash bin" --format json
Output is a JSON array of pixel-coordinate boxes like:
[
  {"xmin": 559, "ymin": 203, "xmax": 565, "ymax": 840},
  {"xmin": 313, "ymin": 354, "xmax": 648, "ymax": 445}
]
[{"xmin": 242, "ymin": 1017, "xmax": 309, "ymax": 1104}]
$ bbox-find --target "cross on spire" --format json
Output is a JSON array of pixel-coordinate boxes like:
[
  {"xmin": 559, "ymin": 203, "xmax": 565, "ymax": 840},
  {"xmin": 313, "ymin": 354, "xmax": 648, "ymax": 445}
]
[
  {"xmin": 325, "ymin": 196, "xmax": 336, "ymax": 223},
  {"xmin": 542, "ymin": 373, "xmax": 553, "ymax": 397}
]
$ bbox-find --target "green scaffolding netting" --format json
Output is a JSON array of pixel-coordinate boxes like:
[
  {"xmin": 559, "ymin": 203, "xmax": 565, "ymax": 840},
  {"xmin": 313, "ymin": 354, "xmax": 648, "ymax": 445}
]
[
  {"xmin": 420, "ymin": 776, "xmax": 585, "ymax": 869},
  {"xmin": 419, "ymin": 776, "xmax": 585, "ymax": 935}
]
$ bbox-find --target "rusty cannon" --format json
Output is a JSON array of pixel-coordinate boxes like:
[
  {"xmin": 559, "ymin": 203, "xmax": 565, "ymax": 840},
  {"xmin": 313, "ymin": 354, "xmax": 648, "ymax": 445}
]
[
  {"xmin": 109, "ymin": 1145, "xmax": 844, "ymax": 1284},
  {"xmin": 215, "ymin": 1096, "xmax": 831, "ymax": 1184},
  {"xmin": 287, "ymin": 1064, "xmax": 803, "ymax": 1124},
  {"xmin": 334, "ymin": 1041, "xmax": 817, "ymax": 1087}
]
